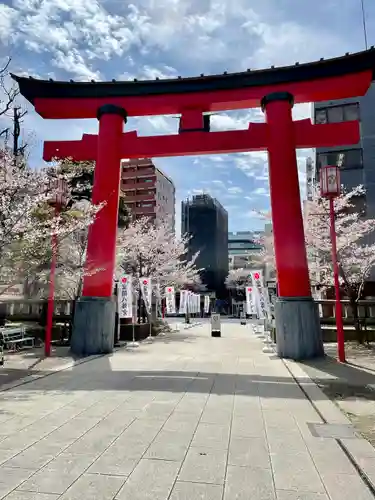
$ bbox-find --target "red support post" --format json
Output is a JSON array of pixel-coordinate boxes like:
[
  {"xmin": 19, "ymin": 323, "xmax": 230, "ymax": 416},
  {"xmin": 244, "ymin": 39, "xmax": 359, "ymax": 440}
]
[
  {"xmin": 45, "ymin": 209, "xmax": 59, "ymax": 357},
  {"xmin": 82, "ymin": 105, "xmax": 127, "ymax": 298},
  {"xmin": 262, "ymin": 92, "xmax": 311, "ymax": 298},
  {"xmin": 329, "ymin": 197, "xmax": 346, "ymax": 362}
]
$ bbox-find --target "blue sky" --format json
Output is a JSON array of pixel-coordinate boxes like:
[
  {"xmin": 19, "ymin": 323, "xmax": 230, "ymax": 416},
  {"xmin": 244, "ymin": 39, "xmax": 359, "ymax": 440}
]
[{"xmin": 1, "ymin": 0, "xmax": 374, "ymax": 236}]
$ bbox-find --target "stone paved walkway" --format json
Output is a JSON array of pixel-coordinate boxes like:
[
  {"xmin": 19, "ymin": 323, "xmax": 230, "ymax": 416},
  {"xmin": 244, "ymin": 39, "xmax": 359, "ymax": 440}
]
[{"xmin": 0, "ymin": 323, "xmax": 375, "ymax": 500}]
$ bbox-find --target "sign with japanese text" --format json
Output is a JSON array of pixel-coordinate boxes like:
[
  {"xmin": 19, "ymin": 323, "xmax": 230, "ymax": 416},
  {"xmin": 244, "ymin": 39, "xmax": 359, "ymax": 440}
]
[
  {"xmin": 139, "ymin": 277, "xmax": 152, "ymax": 314},
  {"xmin": 245, "ymin": 286, "xmax": 255, "ymax": 315},
  {"xmin": 118, "ymin": 274, "xmax": 133, "ymax": 319},
  {"xmin": 250, "ymin": 270, "xmax": 269, "ymax": 319},
  {"xmin": 165, "ymin": 286, "xmax": 176, "ymax": 314}
]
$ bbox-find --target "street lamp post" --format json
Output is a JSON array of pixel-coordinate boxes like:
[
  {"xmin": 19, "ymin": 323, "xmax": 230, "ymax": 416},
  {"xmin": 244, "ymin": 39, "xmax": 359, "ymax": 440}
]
[
  {"xmin": 45, "ymin": 178, "xmax": 68, "ymax": 357},
  {"xmin": 320, "ymin": 165, "xmax": 346, "ymax": 362}
]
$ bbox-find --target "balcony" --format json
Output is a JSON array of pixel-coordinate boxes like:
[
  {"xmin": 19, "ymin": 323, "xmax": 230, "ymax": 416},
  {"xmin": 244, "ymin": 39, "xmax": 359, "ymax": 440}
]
[
  {"xmin": 122, "ymin": 167, "xmax": 155, "ymax": 180},
  {"xmin": 123, "ymin": 193, "xmax": 155, "ymax": 203},
  {"xmin": 133, "ymin": 205, "xmax": 155, "ymax": 215},
  {"xmin": 136, "ymin": 178, "xmax": 156, "ymax": 189},
  {"xmin": 121, "ymin": 168, "xmax": 137, "ymax": 179}
]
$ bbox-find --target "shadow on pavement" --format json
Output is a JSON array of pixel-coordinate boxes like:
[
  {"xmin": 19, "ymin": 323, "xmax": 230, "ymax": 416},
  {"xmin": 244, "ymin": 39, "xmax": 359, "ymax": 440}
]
[{"xmin": 301, "ymin": 350, "xmax": 375, "ymax": 401}]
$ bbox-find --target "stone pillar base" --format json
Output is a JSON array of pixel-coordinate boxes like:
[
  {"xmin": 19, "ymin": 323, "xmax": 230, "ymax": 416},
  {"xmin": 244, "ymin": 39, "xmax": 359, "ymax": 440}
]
[
  {"xmin": 275, "ymin": 297, "xmax": 324, "ymax": 360},
  {"xmin": 70, "ymin": 297, "xmax": 116, "ymax": 357}
]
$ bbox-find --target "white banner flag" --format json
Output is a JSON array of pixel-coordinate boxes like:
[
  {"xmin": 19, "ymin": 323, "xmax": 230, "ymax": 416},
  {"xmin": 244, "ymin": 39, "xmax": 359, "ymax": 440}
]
[
  {"xmin": 245, "ymin": 286, "xmax": 255, "ymax": 315},
  {"xmin": 179, "ymin": 290, "xmax": 188, "ymax": 314},
  {"xmin": 250, "ymin": 270, "xmax": 268, "ymax": 319},
  {"xmin": 204, "ymin": 295, "xmax": 210, "ymax": 314},
  {"xmin": 139, "ymin": 277, "xmax": 152, "ymax": 314},
  {"xmin": 196, "ymin": 294, "xmax": 200, "ymax": 314},
  {"xmin": 188, "ymin": 292, "xmax": 193, "ymax": 313},
  {"xmin": 118, "ymin": 274, "xmax": 133, "ymax": 318},
  {"xmin": 154, "ymin": 282, "xmax": 161, "ymax": 301},
  {"xmin": 165, "ymin": 286, "xmax": 176, "ymax": 314}
]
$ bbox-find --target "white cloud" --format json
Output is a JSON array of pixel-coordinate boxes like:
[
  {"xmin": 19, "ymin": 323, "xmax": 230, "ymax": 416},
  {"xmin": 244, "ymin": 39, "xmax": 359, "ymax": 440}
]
[
  {"xmin": 227, "ymin": 186, "xmax": 243, "ymax": 194},
  {"xmin": 253, "ymin": 187, "xmax": 269, "ymax": 196}
]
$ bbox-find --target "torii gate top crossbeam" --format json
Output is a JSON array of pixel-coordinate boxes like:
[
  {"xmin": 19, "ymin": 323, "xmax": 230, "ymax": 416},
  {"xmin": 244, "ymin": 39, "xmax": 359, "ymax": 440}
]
[{"xmin": 11, "ymin": 49, "xmax": 375, "ymax": 119}]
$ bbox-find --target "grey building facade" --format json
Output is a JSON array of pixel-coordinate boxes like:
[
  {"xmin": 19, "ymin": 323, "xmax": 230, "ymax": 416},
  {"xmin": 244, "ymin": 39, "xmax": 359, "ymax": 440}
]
[
  {"xmin": 181, "ymin": 194, "xmax": 228, "ymax": 297},
  {"xmin": 313, "ymin": 81, "xmax": 375, "ymax": 214}
]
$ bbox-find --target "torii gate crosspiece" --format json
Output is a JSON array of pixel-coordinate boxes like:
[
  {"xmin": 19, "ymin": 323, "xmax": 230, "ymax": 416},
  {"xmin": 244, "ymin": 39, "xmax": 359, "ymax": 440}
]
[{"xmin": 12, "ymin": 49, "xmax": 375, "ymax": 359}]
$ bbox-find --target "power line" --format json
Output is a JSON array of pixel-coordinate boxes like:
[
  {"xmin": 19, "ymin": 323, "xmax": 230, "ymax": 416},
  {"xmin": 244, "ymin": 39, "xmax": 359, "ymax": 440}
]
[{"xmin": 361, "ymin": 0, "xmax": 368, "ymax": 50}]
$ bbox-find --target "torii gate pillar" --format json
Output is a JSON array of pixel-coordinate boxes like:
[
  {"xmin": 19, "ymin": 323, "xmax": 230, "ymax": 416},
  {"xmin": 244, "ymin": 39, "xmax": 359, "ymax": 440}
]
[
  {"xmin": 262, "ymin": 92, "xmax": 323, "ymax": 359},
  {"xmin": 71, "ymin": 105, "xmax": 126, "ymax": 356}
]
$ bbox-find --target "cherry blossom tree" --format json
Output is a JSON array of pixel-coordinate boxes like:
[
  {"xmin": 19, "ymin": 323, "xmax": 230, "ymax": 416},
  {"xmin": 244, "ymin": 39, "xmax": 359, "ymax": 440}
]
[
  {"xmin": 254, "ymin": 185, "xmax": 375, "ymax": 342},
  {"xmin": 0, "ymin": 150, "xmax": 101, "ymax": 297},
  {"xmin": 304, "ymin": 184, "xmax": 375, "ymax": 341},
  {"xmin": 116, "ymin": 216, "xmax": 201, "ymax": 291},
  {"xmin": 225, "ymin": 268, "xmax": 251, "ymax": 290}
]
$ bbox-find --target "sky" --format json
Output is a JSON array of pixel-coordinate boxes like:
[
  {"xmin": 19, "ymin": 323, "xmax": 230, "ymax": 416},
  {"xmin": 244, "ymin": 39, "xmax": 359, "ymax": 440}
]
[{"xmin": 1, "ymin": 0, "xmax": 375, "ymax": 237}]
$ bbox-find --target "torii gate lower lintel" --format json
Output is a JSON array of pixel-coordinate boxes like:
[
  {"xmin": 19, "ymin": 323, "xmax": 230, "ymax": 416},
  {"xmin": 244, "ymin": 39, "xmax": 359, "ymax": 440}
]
[{"xmin": 12, "ymin": 49, "xmax": 375, "ymax": 360}]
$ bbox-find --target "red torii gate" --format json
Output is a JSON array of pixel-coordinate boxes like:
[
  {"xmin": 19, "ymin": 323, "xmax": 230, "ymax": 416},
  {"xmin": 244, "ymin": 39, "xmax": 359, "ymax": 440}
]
[{"xmin": 12, "ymin": 49, "xmax": 375, "ymax": 359}]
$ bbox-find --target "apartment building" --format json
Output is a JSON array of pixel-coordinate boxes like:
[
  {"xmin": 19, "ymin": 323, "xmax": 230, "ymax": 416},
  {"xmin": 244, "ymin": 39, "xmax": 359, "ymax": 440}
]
[{"xmin": 121, "ymin": 158, "xmax": 175, "ymax": 231}]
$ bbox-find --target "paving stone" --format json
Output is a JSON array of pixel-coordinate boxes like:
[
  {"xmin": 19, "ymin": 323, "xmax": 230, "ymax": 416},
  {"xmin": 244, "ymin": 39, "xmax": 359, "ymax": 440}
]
[
  {"xmin": 231, "ymin": 415, "xmax": 266, "ymax": 438},
  {"xmin": 341, "ymin": 438, "xmax": 375, "ymax": 459},
  {"xmin": 0, "ymin": 429, "xmax": 47, "ymax": 453},
  {"xmin": 178, "ymin": 447, "xmax": 227, "ymax": 484},
  {"xmin": 116, "ymin": 459, "xmax": 180, "ymax": 500},
  {"xmin": 224, "ymin": 465, "xmax": 275, "ymax": 500},
  {"xmin": 144, "ymin": 430, "xmax": 191, "ymax": 461},
  {"xmin": 59, "ymin": 473, "xmax": 126, "ymax": 500},
  {"xmin": 87, "ymin": 443, "xmax": 139, "ymax": 476},
  {"xmin": 0, "ymin": 467, "xmax": 34, "ymax": 490},
  {"xmin": 262, "ymin": 409, "xmax": 299, "ymax": 431},
  {"xmin": 163, "ymin": 413, "xmax": 199, "ymax": 432},
  {"xmin": 191, "ymin": 424, "xmax": 229, "ymax": 450},
  {"xmin": 169, "ymin": 481, "xmax": 223, "ymax": 500},
  {"xmin": 0, "ymin": 449, "xmax": 18, "ymax": 466},
  {"xmin": 305, "ymin": 439, "xmax": 356, "ymax": 475},
  {"xmin": 228, "ymin": 436, "xmax": 271, "ymax": 468},
  {"xmin": 139, "ymin": 402, "xmax": 177, "ymax": 420},
  {"xmin": 4, "ymin": 493, "xmax": 60, "ymax": 500},
  {"xmin": 200, "ymin": 409, "xmax": 232, "ymax": 425},
  {"xmin": 44, "ymin": 452, "xmax": 97, "ymax": 475},
  {"xmin": 276, "ymin": 490, "xmax": 329, "ymax": 500},
  {"xmin": 63, "ymin": 429, "xmax": 117, "ymax": 456},
  {"xmin": 266, "ymin": 427, "xmax": 307, "ymax": 454},
  {"xmin": 320, "ymin": 473, "xmax": 374, "ymax": 500},
  {"xmin": 271, "ymin": 451, "xmax": 325, "ymax": 493},
  {"xmin": 16, "ymin": 470, "xmax": 80, "ymax": 495}
]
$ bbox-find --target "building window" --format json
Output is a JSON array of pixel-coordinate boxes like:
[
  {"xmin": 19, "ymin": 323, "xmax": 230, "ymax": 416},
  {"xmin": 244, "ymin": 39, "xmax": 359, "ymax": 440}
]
[
  {"xmin": 317, "ymin": 149, "xmax": 363, "ymax": 170},
  {"xmin": 315, "ymin": 103, "xmax": 360, "ymax": 124}
]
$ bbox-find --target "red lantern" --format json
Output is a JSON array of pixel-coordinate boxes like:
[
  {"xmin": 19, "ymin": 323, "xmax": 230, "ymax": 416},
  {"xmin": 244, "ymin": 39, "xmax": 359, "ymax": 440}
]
[{"xmin": 320, "ymin": 165, "xmax": 341, "ymax": 198}]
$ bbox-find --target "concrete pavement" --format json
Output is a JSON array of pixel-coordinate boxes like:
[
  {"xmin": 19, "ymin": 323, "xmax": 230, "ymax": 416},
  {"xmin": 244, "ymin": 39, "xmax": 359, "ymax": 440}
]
[{"xmin": 0, "ymin": 322, "xmax": 375, "ymax": 500}]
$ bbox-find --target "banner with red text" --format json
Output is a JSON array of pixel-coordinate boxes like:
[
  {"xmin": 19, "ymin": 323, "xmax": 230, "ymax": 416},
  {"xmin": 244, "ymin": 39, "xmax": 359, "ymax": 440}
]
[
  {"xmin": 118, "ymin": 274, "xmax": 133, "ymax": 319},
  {"xmin": 250, "ymin": 270, "xmax": 269, "ymax": 319},
  {"xmin": 245, "ymin": 286, "xmax": 256, "ymax": 315},
  {"xmin": 165, "ymin": 286, "xmax": 176, "ymax": 314},
  {"xmin": 139, "ymin": 277, "xmax": 152, "ymax": 315}
]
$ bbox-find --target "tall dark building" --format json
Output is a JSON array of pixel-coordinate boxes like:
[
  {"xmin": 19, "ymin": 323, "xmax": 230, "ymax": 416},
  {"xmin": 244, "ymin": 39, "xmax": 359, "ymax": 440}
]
[{"xmin": 181, "ymin": 194, "xmax": 228, "ymax": 297}]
